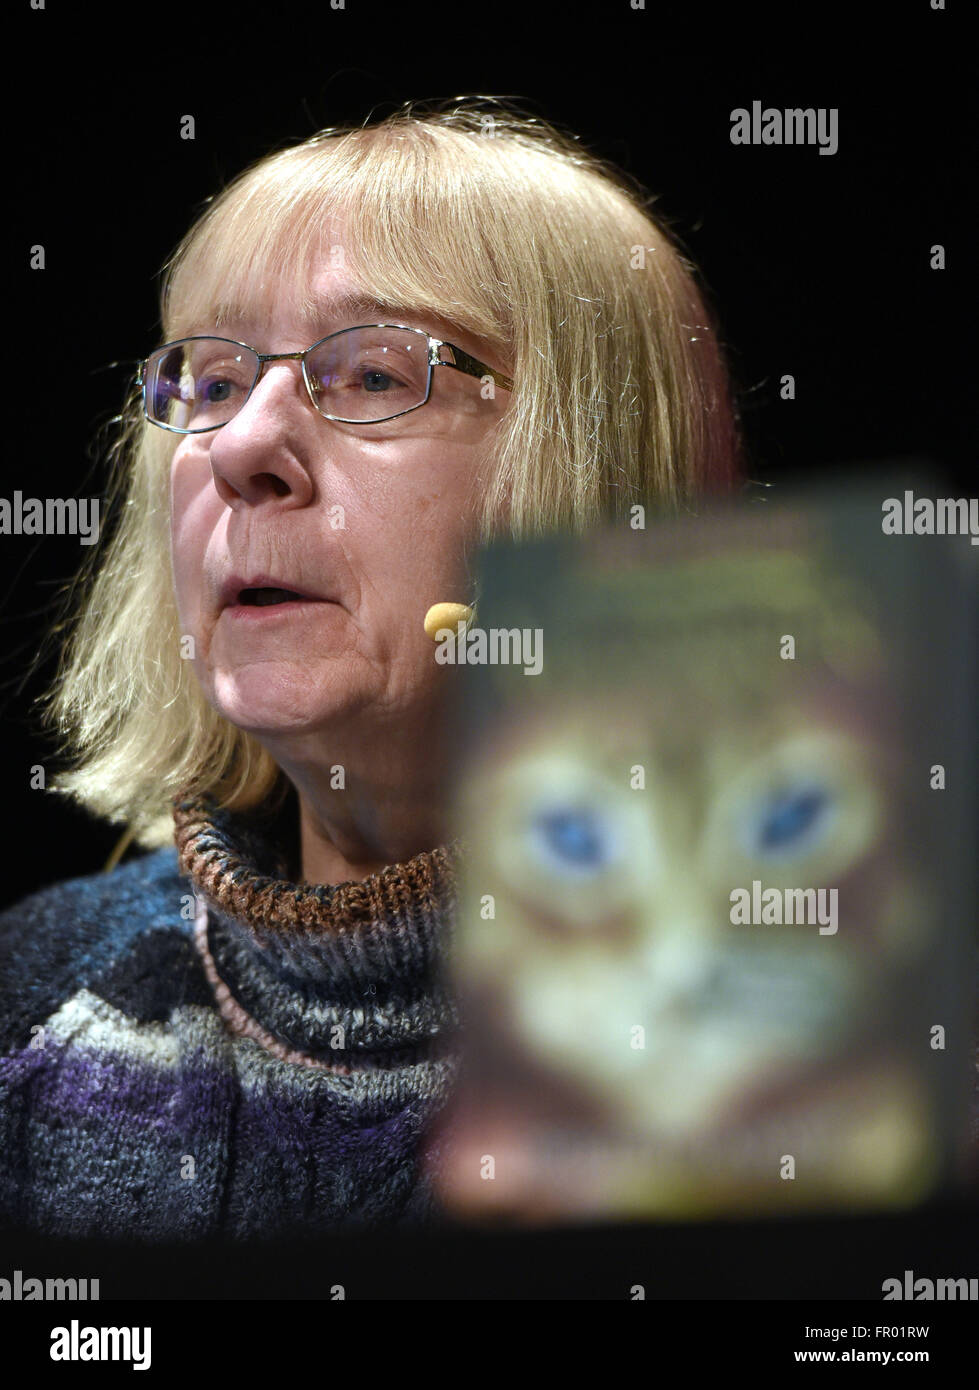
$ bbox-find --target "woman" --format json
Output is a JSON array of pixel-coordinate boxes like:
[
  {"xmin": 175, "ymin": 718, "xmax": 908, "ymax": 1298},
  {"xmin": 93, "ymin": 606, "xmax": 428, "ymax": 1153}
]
[{"xmin": 0, "ymin": 97, "xmax": 743, "ymax": 1240}]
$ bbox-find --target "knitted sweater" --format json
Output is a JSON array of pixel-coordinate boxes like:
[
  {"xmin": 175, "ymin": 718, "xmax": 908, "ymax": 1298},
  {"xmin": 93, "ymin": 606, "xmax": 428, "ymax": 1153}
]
[{"xmin": 0, "ymin": 790, "xmax": 462, "ymax": 1242}]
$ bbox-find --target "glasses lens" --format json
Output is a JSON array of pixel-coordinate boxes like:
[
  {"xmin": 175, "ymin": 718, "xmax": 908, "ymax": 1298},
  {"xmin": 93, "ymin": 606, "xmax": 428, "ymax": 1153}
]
[
  {"xmin": 306, "ymin": 326, "xmax": 430, "ymax": 421},
  {"xmin": 144, "ymin": 339, "xmax": 259, "ymax": 431}
]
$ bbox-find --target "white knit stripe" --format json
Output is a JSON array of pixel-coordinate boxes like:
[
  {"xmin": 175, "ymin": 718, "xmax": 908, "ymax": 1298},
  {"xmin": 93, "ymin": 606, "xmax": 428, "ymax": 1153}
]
[{"xmin": 41, "ymin": 988, "xmax": 210, "ymax": 1069}]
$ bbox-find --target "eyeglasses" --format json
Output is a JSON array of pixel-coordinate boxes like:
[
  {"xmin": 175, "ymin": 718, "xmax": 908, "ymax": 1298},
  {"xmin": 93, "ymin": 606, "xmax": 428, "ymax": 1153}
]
[{"xmin": 137, "ymin": 323, "xmax": 514, "ymax": 433}]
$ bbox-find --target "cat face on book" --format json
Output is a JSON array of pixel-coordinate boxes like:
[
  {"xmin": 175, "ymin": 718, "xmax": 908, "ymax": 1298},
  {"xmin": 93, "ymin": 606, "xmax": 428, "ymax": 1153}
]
[{"xmin": 455, "ymin": 688, "xmax": 924, "ymax": 1141}]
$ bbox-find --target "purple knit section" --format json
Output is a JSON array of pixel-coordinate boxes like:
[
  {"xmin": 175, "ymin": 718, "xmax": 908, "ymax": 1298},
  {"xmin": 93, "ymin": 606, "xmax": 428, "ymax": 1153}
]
[
  {"xmin": 2, "ymin": 1026, "xmax": 453, "ymax": 1238},
  {"xmin": 3, "ymin": 1031, "xmax": 448, "ymax": 1123}
]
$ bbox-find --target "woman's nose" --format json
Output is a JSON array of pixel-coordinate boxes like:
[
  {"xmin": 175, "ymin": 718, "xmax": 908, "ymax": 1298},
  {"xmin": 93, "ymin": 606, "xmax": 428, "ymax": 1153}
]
[{"xmin": 206, "ymin": 362, "xmax": 318, "ymax": 508}]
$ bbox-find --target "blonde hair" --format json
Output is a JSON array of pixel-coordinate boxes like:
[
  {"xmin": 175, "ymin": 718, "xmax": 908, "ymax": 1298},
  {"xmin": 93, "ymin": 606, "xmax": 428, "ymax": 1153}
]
[{"xmin": 38, "ymin": 96, "xmax": 745, "ymax": 850}]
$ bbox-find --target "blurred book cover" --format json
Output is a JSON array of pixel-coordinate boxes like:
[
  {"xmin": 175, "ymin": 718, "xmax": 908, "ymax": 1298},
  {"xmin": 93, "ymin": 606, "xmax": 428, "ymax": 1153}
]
[{"xmin": 423, "ymin": 488, "xmax": 977, "ymax": 1223}]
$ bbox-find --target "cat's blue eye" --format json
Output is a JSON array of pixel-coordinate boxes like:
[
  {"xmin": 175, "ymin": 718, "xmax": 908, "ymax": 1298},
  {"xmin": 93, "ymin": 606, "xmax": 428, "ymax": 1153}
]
[
  {"xmin": 748, "ymin": 784, "xmax": 835, "ymax": 857},
  {"xmin": 528, "ymin": 806, "xmax": 619, "ymax": 878}
]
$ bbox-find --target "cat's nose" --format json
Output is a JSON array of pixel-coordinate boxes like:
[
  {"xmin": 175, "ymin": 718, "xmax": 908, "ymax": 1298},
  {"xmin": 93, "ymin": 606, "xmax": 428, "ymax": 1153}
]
[{"xmin": 640, "ymin": 934, "xmax": 723, "ymax": 1010}]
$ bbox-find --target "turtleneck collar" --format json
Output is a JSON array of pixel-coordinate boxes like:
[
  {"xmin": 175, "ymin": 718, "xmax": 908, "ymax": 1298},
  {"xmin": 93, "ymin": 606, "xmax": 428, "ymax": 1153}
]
[{"xmin": 172, "ymin": 789, "xmax": 463, "ymax": 1072}]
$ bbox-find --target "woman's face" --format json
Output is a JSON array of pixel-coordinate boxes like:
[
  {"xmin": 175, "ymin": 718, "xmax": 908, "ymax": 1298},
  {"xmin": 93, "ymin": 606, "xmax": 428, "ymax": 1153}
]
[{"xmin": 169, "ymin": 247, "xmax": 511, "ymax": 745}]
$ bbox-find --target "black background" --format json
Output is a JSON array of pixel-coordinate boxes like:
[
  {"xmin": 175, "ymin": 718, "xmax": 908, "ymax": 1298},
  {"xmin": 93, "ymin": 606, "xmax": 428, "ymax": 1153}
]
[{"xmin": 3, "ymin": 0, "xmax": 975, "ymax": 1315}]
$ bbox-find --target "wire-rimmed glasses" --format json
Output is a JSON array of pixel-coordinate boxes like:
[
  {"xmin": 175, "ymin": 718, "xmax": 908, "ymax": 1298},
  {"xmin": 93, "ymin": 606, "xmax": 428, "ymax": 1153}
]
[{"xmin": 137, "ymin": 323, "xmax": 514, "ymax": 433}]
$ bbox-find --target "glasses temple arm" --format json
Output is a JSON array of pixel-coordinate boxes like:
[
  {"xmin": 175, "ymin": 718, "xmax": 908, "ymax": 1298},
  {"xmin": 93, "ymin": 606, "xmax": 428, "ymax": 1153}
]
[{"xmin": 437, "ymin": 343, "xmax": 513, "ymax": 394}]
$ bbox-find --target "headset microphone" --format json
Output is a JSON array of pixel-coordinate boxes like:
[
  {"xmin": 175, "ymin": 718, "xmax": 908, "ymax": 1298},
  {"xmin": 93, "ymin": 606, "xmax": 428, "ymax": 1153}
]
[{"xmin": 424, "ymin": 602, "xmax": 474, "ymax": 641}]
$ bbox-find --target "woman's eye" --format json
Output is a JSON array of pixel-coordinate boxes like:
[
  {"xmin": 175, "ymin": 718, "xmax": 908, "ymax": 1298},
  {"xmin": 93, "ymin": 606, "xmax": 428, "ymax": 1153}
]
[
  {"xmin": 527, "ymin": 805, "xmax": 620, "ymax": 877},
  {"xmin": 749, "ymin": 784, "xmax": 835, "ymax": 856},
  {"xmin": 360, "ymin": 368, "xmax": 395, "ymax": 393},
  {"xmin": 201, "ymin": 378, "xmax": 234, "ymax": 403}
]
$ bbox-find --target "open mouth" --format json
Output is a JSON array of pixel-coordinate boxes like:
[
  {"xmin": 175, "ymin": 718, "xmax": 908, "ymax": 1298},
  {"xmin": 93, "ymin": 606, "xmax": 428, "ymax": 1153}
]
[{"xmin": 237, "ymin": 587, "xmax": 310, "ymax": 607}]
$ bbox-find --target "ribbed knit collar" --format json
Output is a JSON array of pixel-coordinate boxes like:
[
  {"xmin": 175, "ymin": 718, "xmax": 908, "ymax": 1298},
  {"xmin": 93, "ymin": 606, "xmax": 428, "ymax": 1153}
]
[{"xmin": 172, "ymin": 789, "xmax": 463, "ymax": 1071}]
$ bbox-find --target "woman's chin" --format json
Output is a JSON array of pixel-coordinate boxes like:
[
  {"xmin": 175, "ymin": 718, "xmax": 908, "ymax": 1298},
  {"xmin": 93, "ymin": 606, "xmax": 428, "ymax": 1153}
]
[{"xmin": 210, "ymin": 666, "xmax": 361, "ymax": 734}]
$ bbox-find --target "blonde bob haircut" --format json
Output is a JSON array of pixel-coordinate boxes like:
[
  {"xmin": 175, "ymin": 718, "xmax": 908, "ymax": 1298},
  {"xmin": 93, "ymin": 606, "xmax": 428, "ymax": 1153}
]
[{"xmin": 40, "ymin": 96, "xmax": 745, "ymax": 853}]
